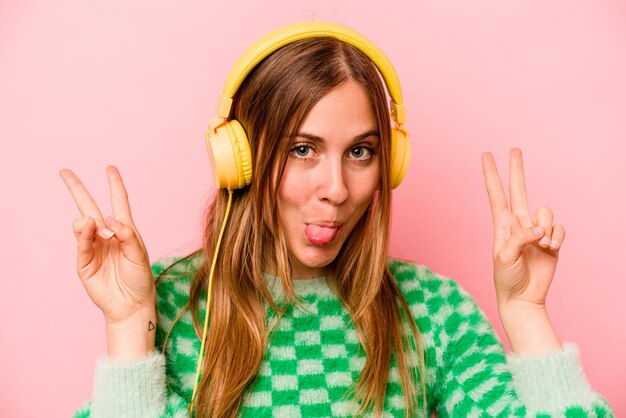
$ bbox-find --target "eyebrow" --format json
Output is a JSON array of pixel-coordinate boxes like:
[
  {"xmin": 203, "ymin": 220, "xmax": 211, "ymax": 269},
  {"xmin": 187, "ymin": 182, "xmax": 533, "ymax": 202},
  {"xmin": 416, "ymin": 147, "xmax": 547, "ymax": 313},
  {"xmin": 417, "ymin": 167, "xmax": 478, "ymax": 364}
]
[{"xmin": 295, "ymin": 129, "xmax": 379, "ymax": 143}]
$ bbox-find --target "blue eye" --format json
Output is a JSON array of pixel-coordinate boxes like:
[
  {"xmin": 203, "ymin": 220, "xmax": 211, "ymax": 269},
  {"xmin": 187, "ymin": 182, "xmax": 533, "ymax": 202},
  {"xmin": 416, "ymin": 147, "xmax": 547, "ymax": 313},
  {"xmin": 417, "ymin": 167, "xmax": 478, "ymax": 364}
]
[
  {"xmin": 289, "ymin": 143, "xmax": 375, "ymax": 163},
  {"xmin": 294, "ymin": 145, "xmax": 312, "ymax": 157},
  {"xmin": 350, "ymin": 146, "xmax": 372, "ymax": 160},
  {"xmin": 290, "ymin": 144, "xmax": 315, "ymax": 161},
  {"xmin": 350, "ymin": 145, "xmax": 376, "ymax": 163}
]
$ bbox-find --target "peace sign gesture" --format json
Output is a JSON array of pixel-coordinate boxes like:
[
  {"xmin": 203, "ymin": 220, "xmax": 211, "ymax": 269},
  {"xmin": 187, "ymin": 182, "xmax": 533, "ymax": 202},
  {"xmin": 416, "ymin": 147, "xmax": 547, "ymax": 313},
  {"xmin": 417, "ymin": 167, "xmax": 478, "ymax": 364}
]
[
  {"xmin": 481, "ymin": 149, "xmax": 566, "ymax": 310},
  {"xmin": 59, "ymin": 166, "xmax": 155, "ymax": 329}
]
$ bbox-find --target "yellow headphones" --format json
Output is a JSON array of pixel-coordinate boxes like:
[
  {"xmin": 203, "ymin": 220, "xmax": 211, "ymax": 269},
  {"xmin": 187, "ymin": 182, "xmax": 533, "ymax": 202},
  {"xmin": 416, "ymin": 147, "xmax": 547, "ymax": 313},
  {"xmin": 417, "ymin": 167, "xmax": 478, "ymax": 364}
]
[{"xmin": 204, "ymin": 21, "xmax": 411, "ymax": 190}]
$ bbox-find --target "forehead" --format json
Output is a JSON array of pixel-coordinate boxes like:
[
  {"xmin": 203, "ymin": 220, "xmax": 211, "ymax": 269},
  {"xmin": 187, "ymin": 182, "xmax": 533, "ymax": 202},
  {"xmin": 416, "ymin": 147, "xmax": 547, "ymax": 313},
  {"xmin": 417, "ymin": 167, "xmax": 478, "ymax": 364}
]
[{"xmin": 298, "ymin": 80, "xmax": 377, "ymax": 139}]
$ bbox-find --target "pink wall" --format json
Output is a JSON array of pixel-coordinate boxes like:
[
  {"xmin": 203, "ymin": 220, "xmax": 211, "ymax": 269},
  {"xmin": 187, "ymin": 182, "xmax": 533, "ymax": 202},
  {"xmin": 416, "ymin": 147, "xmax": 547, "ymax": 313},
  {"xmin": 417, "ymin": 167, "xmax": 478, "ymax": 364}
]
[{"xmin": 1, "ymin": 0, "xmax": 624, "ymax": 416}]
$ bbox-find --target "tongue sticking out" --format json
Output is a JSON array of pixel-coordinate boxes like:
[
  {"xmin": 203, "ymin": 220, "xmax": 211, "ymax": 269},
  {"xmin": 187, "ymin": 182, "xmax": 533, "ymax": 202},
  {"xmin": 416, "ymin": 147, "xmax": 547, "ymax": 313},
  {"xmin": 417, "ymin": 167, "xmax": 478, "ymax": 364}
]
[{"xmin": 305, "ymin": 224, "xmax": 341, "ymax": 245}]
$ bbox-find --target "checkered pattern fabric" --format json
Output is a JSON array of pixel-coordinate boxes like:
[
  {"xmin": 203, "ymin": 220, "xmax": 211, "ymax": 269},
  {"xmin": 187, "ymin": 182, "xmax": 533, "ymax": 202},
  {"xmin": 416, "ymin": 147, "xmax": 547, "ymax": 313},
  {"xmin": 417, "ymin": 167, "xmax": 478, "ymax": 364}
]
[
  {"xmin": 239, "ymin": 276, "xmax": 390, "ymax": 417},
  {"xmin": 74, "ymin": 254, "xmax": 614, "ymax": 417}
]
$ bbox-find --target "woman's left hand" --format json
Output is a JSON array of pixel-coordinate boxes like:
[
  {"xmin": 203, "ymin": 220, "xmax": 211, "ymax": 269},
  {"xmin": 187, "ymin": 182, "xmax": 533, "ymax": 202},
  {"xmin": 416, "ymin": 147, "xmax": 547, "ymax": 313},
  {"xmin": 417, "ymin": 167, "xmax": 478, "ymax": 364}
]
[{"xmin": 481, "ymin": 148, "xmax": 566, "ymax": 311}]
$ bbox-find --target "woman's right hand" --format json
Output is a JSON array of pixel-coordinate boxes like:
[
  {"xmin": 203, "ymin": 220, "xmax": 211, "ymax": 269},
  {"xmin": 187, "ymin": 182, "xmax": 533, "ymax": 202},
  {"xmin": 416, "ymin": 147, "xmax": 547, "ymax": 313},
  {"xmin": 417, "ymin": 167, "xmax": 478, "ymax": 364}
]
[{"xmin": 60, "ymin": 166, "xmax": 155, "ymax": 329}]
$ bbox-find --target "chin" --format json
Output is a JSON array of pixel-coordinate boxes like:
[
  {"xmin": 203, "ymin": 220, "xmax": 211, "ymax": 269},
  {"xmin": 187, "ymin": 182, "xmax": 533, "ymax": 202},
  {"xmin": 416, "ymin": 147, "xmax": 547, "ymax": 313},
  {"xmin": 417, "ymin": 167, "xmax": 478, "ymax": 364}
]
[{"xmin": 291, "ymin": 246, "xmax": 341, "ymax": 278}]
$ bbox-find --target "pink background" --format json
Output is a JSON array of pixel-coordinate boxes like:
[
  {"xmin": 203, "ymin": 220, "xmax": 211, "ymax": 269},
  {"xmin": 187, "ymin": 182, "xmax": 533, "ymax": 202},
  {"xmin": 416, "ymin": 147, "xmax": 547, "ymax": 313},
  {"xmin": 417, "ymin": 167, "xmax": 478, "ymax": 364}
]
[{"xmin": 1, "ymin": 0, "xmax": 624, "ymax": 416}]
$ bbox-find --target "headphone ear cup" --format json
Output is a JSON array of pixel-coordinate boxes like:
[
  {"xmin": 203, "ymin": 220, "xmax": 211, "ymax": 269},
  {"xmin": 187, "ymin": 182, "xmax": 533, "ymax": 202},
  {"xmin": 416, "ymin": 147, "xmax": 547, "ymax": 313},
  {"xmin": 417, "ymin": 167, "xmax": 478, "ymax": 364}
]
[
  {"xmin": 228, "ymin": 120, "xmax": 253, "ymax": 187},
  {"xmin": 205, "ymin": 120, "xmax": 253, "ymax": 190},
  {"xmin": 389, "ymin": 127, "xmax": 411, "ymax": 189}
]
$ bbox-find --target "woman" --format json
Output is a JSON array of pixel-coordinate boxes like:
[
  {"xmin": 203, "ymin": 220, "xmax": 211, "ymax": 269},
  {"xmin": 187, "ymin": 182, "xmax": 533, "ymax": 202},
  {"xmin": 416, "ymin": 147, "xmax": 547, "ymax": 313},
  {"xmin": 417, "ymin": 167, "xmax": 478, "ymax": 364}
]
[{"xmin": 62, "ymin": 22, "xmax": 613, "ymax": 417}]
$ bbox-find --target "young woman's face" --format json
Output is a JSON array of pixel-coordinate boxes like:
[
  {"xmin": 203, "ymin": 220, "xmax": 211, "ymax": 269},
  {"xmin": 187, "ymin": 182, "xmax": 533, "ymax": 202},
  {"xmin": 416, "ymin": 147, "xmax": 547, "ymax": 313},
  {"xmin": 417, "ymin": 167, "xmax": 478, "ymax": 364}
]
[{"xmin": 277, "ymin": 80, "xmax": 381, "ymax": 279}]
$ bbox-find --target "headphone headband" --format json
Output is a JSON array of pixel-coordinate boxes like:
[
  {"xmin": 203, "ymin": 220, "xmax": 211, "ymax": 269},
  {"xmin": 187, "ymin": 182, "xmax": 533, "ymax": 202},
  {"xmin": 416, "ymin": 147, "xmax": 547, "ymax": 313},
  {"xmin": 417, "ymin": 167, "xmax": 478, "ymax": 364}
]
[
  {"xmin": 216, "ymin": 21, "xmax": 406, "ymax": 125},
  {"xmin": 206, "ymin": 21, "xmax": 411, "ymax": 192}
]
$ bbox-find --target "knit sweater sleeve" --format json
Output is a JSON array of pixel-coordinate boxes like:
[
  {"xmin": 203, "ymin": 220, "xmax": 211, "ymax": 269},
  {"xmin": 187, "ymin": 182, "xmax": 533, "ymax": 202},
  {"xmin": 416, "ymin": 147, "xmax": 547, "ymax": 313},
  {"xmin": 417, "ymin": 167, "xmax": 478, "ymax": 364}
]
[
  {"xmin": 389, "ymin": 259, "xmax": 614, "ymax": 417},
  {"xmin": 72, "ymin": 256, "xmax": 198, "ymax": 418},
  {"xmin": 72, "ymin": 352, "xmax": 189, "ymax": 418}
]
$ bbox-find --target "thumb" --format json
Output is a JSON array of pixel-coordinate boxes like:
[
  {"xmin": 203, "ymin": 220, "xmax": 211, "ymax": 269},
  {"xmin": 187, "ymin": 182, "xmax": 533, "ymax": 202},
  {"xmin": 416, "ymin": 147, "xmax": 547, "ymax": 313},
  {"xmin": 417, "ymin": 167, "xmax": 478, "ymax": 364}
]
[
  {"xmin": 105, "ymin": 216, "xmax": 147, "ymax": 264},
  {"xmin": 498, "ymin": 226, "xmax": 544, "ymax": 263}
]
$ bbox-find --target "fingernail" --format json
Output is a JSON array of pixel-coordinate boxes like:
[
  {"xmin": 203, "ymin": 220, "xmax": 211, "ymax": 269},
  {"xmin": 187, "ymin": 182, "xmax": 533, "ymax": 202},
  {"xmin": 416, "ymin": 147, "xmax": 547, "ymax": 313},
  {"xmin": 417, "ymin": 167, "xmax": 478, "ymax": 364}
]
[
  {"xmin": 549, "ymin": 240, "xmax": 559, "ymax": 249},
  {"xmin": 533, "ymin": 227, "xmax": 544, "ymax": 236},
  {"xmin": 98, "ymin": 228, "xmax": 115, "ymax": 239},
  {"xmin": 540, "ymin": 237, "xmax": 550, "ymax": 246}
]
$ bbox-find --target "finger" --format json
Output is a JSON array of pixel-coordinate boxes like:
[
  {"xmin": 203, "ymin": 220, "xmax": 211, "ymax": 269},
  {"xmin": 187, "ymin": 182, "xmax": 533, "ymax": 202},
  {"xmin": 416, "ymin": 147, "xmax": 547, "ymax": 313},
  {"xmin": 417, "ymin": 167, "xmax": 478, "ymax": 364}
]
[
  {"xmin": 59, "ymin": 169, "xmax": 105, "ymax": 221},
  {"xmin": 481, "ymin": 152, "xmax": 509, "ymax": 225},
  {"xmin": 533, "ymin": 206, "xmax": 554, "ymax": 248},
  {"xmin": 106, "ymin": 166, "xmax": 135, "ymax": 228},
  {"xmin": 105, "ymin": 217, "xmax": 148, "ymax": 265},
  {"xmin": 548, "ymin": 224, "xmax": 566, "ymax": 251},
  {"xmin": 73, "ymin": 216, "xmax": 115, "ymax": 241},
  {"xmin": 106, "ymin": 166, "xmax": 147, "ymax": 250},
  {"xmin": 75, "ymin": 217, "xmax": 97, "ymax": 272},
  {"xmin": 498, "ymin": 225, "xmax": 544, "ymax": 263},
  {"xmin": 509, "ymin": 148, "xmax": 530, "ymax": 221}
]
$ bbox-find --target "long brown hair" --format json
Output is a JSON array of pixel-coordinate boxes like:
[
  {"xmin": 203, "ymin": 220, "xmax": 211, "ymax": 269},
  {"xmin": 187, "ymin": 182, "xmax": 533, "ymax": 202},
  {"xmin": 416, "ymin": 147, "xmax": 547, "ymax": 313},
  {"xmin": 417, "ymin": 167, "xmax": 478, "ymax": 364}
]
[{"xmin": 160, "ymin": 36, "xmax": 427, "ymax": 417}]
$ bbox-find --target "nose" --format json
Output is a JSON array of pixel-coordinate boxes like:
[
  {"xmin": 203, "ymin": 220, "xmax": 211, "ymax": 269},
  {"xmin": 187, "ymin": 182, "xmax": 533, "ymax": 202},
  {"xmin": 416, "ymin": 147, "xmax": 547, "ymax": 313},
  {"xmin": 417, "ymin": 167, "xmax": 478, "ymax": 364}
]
[{"xmin": 316, "ymin": 157, "xmax": 349, "ymax": 205}]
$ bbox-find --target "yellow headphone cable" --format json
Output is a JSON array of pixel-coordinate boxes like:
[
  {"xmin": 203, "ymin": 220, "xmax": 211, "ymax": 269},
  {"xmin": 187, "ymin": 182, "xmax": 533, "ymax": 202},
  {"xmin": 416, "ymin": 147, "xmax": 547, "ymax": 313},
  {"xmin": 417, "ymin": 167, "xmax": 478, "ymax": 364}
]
[{"xmin": 188, "ymin": 190, "xmax": 234, "ymax": 415}]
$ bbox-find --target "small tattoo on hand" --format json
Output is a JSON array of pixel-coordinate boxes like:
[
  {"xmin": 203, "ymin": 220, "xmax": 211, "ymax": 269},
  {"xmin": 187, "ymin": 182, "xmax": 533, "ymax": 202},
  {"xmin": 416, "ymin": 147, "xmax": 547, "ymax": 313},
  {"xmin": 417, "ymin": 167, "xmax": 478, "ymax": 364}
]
[{"xmin": 148, "ymin": 321, "xmax": 155, "ymax": 331}]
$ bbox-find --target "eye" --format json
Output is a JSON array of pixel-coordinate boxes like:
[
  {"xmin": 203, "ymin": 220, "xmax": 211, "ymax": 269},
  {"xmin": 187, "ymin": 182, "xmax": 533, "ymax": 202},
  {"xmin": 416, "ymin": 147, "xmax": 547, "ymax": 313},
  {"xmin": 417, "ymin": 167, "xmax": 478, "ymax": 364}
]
[
  {"xmin": 290, "ymin": 144, "xmax": 315, "ymax": 161},
  {"xmin": 294, "ymin": 145, "xmax": 312, "ymax": 157},
  {"xmin": 349, "ymin": 146, "xmax": 373, "ymax": 160}
]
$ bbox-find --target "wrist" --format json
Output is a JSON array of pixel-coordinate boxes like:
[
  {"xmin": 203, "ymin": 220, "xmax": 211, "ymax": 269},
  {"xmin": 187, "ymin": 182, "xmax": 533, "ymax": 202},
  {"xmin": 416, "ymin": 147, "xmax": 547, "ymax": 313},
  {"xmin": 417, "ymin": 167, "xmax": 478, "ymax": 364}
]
[
  {"xmin": 105, "ymin": 306, "xmax": 157, "ymax": 361},
  {"xmin": 498, "ymin": 303, "xmax": 562, "ymax": 356}
]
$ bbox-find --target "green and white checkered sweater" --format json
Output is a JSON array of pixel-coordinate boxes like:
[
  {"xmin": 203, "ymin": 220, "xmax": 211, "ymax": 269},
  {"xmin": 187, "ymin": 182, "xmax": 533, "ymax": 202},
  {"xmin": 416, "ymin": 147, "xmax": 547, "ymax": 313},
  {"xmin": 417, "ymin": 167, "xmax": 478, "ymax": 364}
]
[{"xmin": 75, "ymin": 254, "xmax": 614, "ymax": 417}]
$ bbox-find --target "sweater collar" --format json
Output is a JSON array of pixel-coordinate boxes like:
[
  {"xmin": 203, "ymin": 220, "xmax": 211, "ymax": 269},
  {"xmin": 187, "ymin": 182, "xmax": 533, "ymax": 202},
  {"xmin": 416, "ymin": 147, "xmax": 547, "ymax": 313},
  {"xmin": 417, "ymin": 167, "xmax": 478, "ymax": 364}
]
[{"xmin": 263, "ymin": 273, "xmax": 337, "ymax": 299}]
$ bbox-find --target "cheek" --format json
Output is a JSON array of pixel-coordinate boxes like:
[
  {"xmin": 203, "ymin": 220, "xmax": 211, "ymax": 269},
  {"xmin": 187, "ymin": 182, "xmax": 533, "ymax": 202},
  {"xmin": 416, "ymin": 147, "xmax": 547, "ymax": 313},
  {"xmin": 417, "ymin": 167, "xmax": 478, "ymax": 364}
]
[
  {"xmin": 277, "ymin": 168, "xmax": 308, "ymax": 221},
  {"xmin": 353, "ymin": 167, "xmax": 380, "ymax": 206}
]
